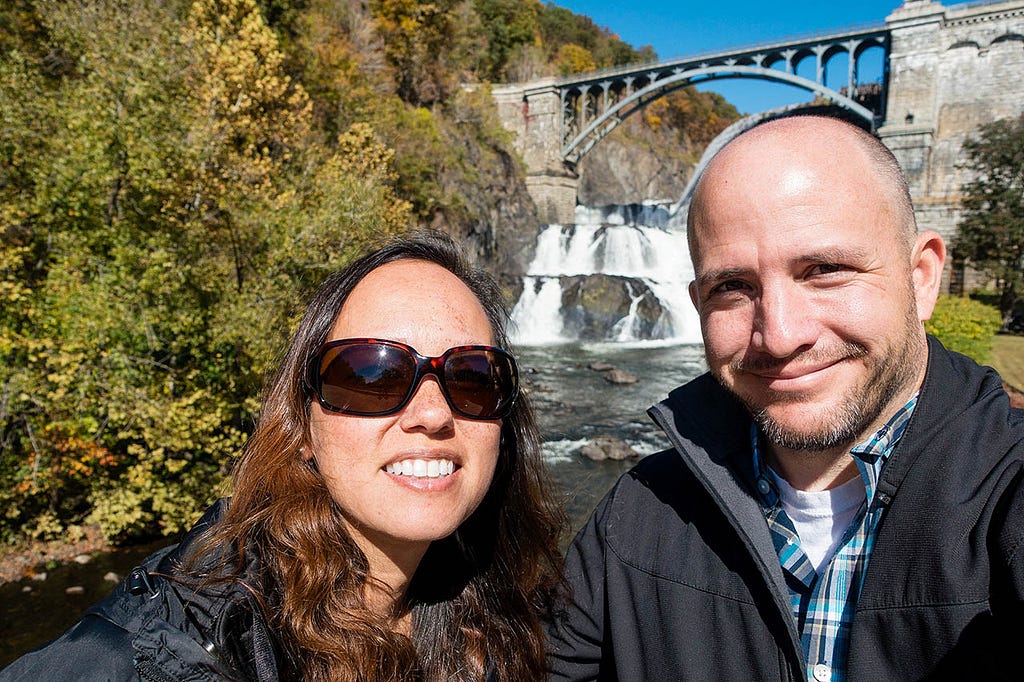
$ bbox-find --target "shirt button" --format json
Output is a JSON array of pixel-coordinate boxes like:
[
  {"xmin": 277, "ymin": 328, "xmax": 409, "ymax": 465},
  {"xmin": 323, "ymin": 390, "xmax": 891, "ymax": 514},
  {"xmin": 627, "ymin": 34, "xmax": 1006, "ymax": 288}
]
[
  {"xmin": 757, "ymin": 478, "xmax": 771, "ymax": 495},
  {"xmin": 813, "ymin": 663, "xmax": 832, "ymax": 682}
]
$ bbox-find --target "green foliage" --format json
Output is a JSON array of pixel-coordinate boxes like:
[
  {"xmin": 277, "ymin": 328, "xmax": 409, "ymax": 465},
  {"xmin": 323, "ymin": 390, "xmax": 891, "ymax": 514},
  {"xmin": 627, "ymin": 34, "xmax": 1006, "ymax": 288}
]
[
  {"xmin": 472, "ymin": 0, "xmax": 540, "ymax": 81},
  {"xmin": 470, "ymin": 0, "xmax": 652, "ymax": 82},
  {"xmin": 0, "ymin": 0, "xmax": 409, "ymax": 544},
  {"xmin": 956, "ymin": 114, "xmax": 1024, "ymax": 323},
  {"xmin": 925, "ymin": 295, "xmax": 1003, "ymax": 363},
  {"xmin": 536, "ymin": 2, "xmax": 646, "ymax": 69}
]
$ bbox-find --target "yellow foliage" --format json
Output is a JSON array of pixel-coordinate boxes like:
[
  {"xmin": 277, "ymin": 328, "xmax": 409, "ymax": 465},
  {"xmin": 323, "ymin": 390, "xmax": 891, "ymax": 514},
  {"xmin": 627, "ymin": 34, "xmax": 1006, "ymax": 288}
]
[
  {"xmin": 554, "ymin": 43, "xmax": 596, "ymax": 76},
  {"xmin": 178, "ymin": 0, "xmax": 312, "ymax": 216},
  {"xmin": 336, "ymin": 122, "xmax": 400, "ymax": 179}
]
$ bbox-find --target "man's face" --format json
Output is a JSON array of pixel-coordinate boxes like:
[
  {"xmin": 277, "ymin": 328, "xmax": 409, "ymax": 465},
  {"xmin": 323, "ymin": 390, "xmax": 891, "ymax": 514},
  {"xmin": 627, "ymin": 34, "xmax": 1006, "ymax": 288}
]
[{"xmin": 688, "ymin": 130, "xmax": 931, "ymax": 455}]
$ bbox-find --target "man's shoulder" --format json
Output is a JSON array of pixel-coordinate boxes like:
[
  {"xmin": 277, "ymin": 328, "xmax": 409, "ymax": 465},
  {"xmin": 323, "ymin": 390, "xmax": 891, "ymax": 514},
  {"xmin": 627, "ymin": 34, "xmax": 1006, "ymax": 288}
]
[
  {"xmin": 922, "ymin": 337, "xmax": 1024, "ymax": 441},
  {"xmin": 650, "ymin": 373, "xmax": 750, "ymax": 448},
  {"xmin": 596, "ymin": 449, "xmax": 710, "ymax": 528},
  {"xmin": 629, "ymin": 448, "xmax": 690, "ymax": 482}
]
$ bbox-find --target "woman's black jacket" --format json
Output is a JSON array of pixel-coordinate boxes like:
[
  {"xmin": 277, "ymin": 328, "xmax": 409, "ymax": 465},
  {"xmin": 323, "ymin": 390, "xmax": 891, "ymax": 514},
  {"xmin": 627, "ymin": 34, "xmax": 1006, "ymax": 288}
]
[{"xmin": 0, "ymin": 500, "xmax": 280, "ymax": 681}]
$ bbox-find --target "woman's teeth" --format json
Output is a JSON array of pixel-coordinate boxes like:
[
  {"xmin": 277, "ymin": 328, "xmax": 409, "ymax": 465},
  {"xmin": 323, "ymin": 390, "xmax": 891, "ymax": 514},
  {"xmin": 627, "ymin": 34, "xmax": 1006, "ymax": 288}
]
[{"xmin": 385, "ymin": 459, "xmax": 455, "ymax": 478}]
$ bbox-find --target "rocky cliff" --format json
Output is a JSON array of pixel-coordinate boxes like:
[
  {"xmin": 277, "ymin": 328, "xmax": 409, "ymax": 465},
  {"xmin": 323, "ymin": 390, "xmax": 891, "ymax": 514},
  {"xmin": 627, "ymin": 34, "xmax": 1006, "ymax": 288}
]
[{"xmin": 576, "ymin": 124, "xmax": 697, "ymax": 206}]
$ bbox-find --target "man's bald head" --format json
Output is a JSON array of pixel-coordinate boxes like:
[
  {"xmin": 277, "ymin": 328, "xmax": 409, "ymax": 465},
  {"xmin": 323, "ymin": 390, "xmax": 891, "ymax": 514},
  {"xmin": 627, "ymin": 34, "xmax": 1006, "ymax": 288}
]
[
  {"xmin": 684, "ymin": 113, "xmax": 946, "ymax": 472},
  {"xmin": 687, "ymin": 115, "xmax": 917, "ymax": 270}
]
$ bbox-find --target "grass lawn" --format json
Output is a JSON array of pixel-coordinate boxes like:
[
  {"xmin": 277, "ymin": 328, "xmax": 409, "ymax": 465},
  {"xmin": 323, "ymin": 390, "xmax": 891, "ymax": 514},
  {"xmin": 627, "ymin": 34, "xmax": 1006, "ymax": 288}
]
[{"xmin": 990, "ymin": 334, "xmax": 1024, "ymax": 391}]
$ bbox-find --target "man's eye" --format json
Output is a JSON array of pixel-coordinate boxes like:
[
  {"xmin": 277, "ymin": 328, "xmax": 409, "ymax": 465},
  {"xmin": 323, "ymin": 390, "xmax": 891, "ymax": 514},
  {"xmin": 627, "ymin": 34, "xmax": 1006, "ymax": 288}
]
[
  {"xmin": 808, "ymin": 263, "xmax": 846, "ymax": 276},
  {"xmin": 710, "ymin": 280, "xmax": 749, "ymax": 294}
]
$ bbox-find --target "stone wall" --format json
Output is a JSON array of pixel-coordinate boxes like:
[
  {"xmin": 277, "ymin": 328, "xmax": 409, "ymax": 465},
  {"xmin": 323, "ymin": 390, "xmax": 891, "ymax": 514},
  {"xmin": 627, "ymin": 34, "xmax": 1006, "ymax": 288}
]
[
  {"xmin": 881, "ymin": 0, "xmax": 1024, "ymax": 274},
  {"xmin": 492, "ymin": 80, "xmax": 578, "ymax": 224}
]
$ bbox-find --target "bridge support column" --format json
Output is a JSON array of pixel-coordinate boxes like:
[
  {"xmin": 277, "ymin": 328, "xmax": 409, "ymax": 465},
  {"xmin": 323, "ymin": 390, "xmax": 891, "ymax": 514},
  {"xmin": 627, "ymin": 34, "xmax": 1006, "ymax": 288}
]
[
  {"xmin": 525, "ymin": 172, "xmax": 578, "ymax": 225},
  {"xmin": 493, "ymin": 79, "xmax": 579, "ymax": 225}
]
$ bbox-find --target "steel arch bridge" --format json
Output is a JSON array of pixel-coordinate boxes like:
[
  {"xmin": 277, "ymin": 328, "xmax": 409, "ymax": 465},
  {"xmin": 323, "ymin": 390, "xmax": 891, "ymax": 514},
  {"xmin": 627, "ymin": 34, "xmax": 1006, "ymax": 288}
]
[{"xmin": 556, "ymin": 24, "xmax": 890, "ymax": 166}]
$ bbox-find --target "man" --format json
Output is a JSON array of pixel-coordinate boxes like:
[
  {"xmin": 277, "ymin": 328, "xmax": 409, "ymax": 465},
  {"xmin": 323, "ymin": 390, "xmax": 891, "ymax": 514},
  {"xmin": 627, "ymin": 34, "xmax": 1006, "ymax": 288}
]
[{"xmin": 548, "ymin": 115, "xmax": 1024, "ymax": 681}]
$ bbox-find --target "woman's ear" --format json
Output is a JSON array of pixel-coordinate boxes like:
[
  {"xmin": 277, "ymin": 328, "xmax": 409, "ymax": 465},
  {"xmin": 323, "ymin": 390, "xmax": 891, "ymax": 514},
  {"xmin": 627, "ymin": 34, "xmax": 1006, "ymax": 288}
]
[{"xmin": 910, "ymin": 230, "xmax": 946, "ymax": 322}]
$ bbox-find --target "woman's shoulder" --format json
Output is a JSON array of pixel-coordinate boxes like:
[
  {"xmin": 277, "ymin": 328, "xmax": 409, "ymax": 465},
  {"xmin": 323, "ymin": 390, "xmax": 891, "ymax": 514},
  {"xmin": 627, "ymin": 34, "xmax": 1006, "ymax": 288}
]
[
  {"xmin": 1, "ymin": 499, "xmax": 273, "ymax": 681},
  {"xmin": 0, "ymin": 611, "xmax": 137, "ymax": 681},
  {"xmin": 0, "ymin": 545, "xmax": 235, "ymax": 681}
]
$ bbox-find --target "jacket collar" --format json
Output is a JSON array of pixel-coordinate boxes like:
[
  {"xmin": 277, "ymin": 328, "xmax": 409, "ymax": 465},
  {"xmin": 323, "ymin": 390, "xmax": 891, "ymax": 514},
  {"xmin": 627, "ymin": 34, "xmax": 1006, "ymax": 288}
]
[
  {"xmin": 874, "ymin": 334, "xmax": 1013, "ymax": 503},
  {"xmin": 647, "ymin": 373, "xmax": 800, "ymax": 654}
]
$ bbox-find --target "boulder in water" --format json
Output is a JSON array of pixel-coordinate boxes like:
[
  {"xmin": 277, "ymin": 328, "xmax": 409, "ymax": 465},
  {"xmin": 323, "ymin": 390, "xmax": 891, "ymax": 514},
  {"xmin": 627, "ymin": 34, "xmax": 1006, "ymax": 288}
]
[
  {"xmin": 580, "ymin": 436, "xmax": 638, "ymax": 461},
  {"xmin": 561, "ymin": 274, "xmax": 665, "ymax": 341},
  {"xmin": 604, "ymin": 368, "xmax": 638, "ymax": 385}
]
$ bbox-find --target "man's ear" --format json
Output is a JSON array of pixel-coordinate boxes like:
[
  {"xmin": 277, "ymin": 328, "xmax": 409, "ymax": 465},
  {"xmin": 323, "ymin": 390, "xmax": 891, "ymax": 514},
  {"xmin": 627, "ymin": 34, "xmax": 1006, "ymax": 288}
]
[
  {"xmin": 689, "ymin": 280, "xmax": 700, "ymax": 311},
  {"xmin": 911, "ymin": 231, "xmax": 946, "ymax": 322}
]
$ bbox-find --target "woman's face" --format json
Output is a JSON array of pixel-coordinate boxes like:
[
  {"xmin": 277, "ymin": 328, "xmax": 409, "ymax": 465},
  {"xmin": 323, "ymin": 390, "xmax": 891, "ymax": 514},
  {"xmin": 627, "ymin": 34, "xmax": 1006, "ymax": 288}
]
[{"xmin": 307, "ymin": 259, "xmax": 502, "ymax": 566}]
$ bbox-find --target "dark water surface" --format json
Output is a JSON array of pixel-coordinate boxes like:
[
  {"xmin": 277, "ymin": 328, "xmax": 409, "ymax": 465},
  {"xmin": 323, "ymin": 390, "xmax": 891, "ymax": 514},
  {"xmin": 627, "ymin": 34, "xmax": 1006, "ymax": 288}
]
[
  {"xmin": 519, "ymin": 342, "xmax": 706, "ymax": 528},
  {"xmin": 0, "ymin": 343, "xmax": 706, "ymax": 666}
]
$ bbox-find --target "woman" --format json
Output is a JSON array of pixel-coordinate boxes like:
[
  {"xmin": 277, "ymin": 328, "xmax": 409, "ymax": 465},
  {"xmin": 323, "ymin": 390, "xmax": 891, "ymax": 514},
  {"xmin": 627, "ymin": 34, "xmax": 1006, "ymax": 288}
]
[{"xmin": 1, "ymin": 231, "xmax": 565, "ymax": 681}]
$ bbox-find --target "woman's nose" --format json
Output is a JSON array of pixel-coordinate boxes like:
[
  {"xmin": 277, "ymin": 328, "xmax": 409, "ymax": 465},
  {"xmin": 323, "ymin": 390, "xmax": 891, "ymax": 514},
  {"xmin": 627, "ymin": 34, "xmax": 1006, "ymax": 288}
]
[{"xmin": 398, "ymin": 376, "xmax": 456, "ymax": 434}]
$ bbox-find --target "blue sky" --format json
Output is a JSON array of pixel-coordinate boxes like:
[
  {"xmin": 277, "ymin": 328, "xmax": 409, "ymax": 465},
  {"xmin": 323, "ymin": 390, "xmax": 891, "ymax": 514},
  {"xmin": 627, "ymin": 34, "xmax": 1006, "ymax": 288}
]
[{"xmin": 555, "ymin": 0, "xmax": 913, "ymax": 114}]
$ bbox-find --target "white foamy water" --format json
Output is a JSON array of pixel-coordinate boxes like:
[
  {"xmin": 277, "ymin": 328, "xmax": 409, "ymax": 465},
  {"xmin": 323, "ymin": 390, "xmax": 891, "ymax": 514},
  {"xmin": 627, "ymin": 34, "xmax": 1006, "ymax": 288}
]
[
  {"xmin": 511, "ymin": 203, "xmax": 701, "ymax": 345},
  {"xmin": 541, "ymin": 438, "xmax": 591, "ymax": 464}
]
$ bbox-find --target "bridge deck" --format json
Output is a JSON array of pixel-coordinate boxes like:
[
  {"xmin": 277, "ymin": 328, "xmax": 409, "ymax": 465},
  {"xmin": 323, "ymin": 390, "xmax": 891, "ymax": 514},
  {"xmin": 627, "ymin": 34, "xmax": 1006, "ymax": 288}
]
[{"xmin": 556, "ymin": 21, "xmax": 889, "ymax": 89}]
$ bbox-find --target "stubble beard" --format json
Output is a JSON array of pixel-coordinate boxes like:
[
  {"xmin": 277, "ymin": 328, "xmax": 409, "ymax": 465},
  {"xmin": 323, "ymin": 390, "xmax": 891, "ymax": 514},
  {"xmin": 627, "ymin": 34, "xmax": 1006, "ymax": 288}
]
[{"xmin": 718, "ymin": 307, "xmax": 924, "ymax": 454}]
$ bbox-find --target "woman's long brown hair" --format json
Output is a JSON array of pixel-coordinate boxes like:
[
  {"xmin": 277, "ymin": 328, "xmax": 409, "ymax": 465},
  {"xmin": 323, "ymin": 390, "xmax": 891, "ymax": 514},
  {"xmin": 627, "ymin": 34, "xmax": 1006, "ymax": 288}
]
[{"xmin": 191, "ymin": 231, "xmax": 565, "ymax": 681}]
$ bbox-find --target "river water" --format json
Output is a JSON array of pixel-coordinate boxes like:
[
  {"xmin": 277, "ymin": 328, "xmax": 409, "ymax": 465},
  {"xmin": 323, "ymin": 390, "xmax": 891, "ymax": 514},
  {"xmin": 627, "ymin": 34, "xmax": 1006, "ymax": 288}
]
[
  {"xmin": 0, "ymin": 341, "xmax": 707, "ymax": 665},
  {"xmin": 521, "ymin": 341, "xmax": 707, "ymax": 527}
]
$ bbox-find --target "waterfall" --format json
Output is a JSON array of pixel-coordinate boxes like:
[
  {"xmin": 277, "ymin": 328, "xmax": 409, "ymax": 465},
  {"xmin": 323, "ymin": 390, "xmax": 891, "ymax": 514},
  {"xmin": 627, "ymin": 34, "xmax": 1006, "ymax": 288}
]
[{"xmin": 511, "ymin": 203, "xmax": 702, "ymax": 345}]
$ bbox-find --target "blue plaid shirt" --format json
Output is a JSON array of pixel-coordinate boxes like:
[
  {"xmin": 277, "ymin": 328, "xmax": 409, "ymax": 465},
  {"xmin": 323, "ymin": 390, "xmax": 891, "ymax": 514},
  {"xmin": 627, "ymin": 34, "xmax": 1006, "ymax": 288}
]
[{"xmin": 751, "ymin": 395, "xmax": 917, "ymax": 682}]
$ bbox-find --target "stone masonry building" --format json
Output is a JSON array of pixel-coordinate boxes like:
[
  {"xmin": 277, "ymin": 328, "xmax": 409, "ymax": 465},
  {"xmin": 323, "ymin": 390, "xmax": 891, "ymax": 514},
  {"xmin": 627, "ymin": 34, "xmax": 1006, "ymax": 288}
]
[{"xmin": 880, "ymin": 0, "xmax": 1024, "ymax": 288}]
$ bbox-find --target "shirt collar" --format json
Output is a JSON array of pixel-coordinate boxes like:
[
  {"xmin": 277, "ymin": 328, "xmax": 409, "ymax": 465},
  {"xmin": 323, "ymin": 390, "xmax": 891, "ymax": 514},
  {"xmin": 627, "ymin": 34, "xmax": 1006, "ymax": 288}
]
[{"xmin": 751, "ymin": 393, "xmax": 919, "ymax": 508}]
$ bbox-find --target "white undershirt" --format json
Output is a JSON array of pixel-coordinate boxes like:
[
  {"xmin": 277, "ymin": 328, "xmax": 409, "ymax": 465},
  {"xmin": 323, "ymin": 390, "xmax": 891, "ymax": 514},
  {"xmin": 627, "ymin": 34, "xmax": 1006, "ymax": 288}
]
[{"xmin": 768, "ymin": 469, "xmax": 866, "ymax": 573}]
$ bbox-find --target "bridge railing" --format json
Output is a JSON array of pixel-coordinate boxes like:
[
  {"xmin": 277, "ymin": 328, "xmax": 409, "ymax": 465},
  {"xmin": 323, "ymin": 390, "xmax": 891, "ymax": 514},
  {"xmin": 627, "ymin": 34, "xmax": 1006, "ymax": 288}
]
[
  {"xmin": 946, "ymin": 0, "xmax": 1017, "ymax": 11},
  {"xmin": 554, "ymin": 20, "xmax": 888, "ymax": 87}
]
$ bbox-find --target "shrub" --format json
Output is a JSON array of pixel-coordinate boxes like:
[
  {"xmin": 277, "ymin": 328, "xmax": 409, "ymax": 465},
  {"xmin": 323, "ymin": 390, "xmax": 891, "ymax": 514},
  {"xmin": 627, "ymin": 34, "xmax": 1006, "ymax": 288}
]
[{"xmin": 925, "ymin": 294, "xmax": 1003, "ymax": 363}]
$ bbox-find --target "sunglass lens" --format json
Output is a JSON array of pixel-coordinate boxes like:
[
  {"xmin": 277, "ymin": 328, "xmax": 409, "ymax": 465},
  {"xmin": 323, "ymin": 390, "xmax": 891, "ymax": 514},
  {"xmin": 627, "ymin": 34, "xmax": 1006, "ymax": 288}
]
[
  {"xmin": 319, "ymin": 343, "xmax": 415, "ymax": 415},
  {"xmin": 444, "ymin": 349, "xmax": 517, "ymax": 419}
]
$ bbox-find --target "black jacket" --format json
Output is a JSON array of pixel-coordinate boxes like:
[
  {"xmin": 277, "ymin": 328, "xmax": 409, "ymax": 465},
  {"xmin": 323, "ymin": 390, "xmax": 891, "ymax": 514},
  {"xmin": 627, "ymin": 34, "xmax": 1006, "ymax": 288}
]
[
  {"xmin": 548, "ymin": 337, "xmax": 1024, "ymax": 680},
  {"xmin": 0, "ymin": 500, "xmax": 280, "ymax": 681}
]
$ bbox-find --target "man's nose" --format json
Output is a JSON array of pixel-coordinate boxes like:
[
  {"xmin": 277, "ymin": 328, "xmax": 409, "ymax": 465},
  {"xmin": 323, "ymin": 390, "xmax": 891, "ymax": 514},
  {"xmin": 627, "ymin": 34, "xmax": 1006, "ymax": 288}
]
[{"xmin": 751, "ymin": 283, "xmax": 818, "ymax": 357}]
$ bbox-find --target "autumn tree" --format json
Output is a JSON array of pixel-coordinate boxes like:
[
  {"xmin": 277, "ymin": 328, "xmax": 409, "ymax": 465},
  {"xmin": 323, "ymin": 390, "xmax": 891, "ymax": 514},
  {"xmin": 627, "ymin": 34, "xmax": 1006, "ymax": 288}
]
[
  {"xmin": 0, "ymin": 0, "xmax": 736, "ymax": 546},
  {"xmin": 553, "ymin": 43, "xmax": 595, "ymax": 75},
  {"xmin": 536, "ymin": 2, "xmax": 647, "ymax": 69},
  {"xmin": 0, "ymin": 0, "xmax": 409, "ymax": 543},
  {"xmin": 371, "ymin": 0, "xmax": 463, "ymax": 104},
  {"xmin": 0, "ymin": 0, "xmax": 202, "ymax": 540},
  {"xmin": 956, "ymin": 114, "xmax": 1024, "ymax": 325}
]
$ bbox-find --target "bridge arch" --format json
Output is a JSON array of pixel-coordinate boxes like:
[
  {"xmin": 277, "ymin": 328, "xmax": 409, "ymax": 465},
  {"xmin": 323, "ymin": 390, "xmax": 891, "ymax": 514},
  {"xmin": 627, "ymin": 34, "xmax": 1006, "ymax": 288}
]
[
  {"xmin": 493, "ymin": 0, "xmax": 1024, "ymax": 242},
  {"xmin": 562, "ymin": 65, "xmax": 877, "ymax": 166},
  {"xmin": 991, "ymin": 32, "xmax": 1024, "ymax": 46},
  {"xmin": 556, "ymin": 26, "xmax": 889, "ymax": 166}
]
